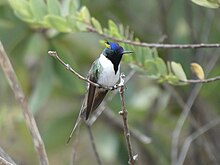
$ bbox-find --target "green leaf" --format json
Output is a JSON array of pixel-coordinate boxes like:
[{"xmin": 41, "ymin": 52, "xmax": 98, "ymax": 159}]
[
  {"xmin": 9, "ymin": 0, "xmax": 33, "ymax": 22},
  {"xmin": 130, "ymin": 64, "xmax": 145, "ymax": 73},
  {"xmin": 170, "ymin": 61, "xmax": 187, "ymax": 81},
  {"xmin": 44, "ymin": 15, "xmax": 71, "ymax": 32},
  {"xmin": 76, "ymin": 21, "xmax": 88, "ymax": 31},
  {"xmin": 191, "ymin": 0, "xmax": 220, "ymax": 8},
  {"xmin": 29, "ymin": 56, "xmax": 54, "ymax": 114},
  {"xmin": 155, "ymin": 57, "xmax": 168, "ymax": 76},
  {"xmin": 66, "ymin": 15, "xmax": 78, "ymax": 32},
  {"xmin": 166, "ymin": 74, "xmax": 180, "ymax": 85},
  {"xmin": 69, "ymin": 0, "xmax": 80, "ymax": 15},
  {"xmin": 144, "ymin": 47, "xmax": 154, "ymax": 60},
  {"xmin": 123, "ymin": 52, "xmax": 134, "ymax": 63},
  {"xmin": 47, "ymin": 0, "xmax": 61, "ymax": 15},
  {"xmin": 144, "ymin": 59, "xmax": 160, "ymax": 78},
  {"xmin": 77, "ymin": 6, "xmax": 91, "ymax": 23},
  {"xmin": 133, "ymin": 46, "xmax": 143, "ymax": 64},
  {"xmin": 108, "ymin": 20, "xmax": 121, "ymax": 38},
  {"xmin": 30, "ymin": 0, "xmax": 47, "ymax": 22},
  {"xmin": 91, "ymin": 17, "xmax": 102, "ymax": 34}
]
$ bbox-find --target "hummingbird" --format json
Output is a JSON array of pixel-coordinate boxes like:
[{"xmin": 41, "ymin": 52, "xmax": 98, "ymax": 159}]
[{"xmin": 67, "ymin": 41, "xmax": 132, "ymax": 143}]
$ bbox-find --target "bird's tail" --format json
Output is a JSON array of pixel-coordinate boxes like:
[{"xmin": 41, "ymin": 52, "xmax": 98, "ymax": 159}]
[{"xmin": 66, "ymin": 111, "xmax": 82, "ymax": 144}]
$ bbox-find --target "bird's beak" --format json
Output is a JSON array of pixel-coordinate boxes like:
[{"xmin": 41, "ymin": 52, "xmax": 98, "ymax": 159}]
[{"xmin": 122, "ymin": 51, "xmax": 133, "ymax": 55}]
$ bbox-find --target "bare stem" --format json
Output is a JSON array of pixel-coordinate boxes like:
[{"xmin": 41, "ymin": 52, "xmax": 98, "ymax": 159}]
[
  {"xmin": 86, "ymin": 124, "xmax": 102, "ymax": 165},
  {"xmin": 48, "ymin": 51, "xmax": 120, "ymax": 90},
  {"xmin": 181, "ymin": 76, "xmax": 220, "ymax": 83},
  {"xmin": 0, "ymin": 147, "xmax": 16, "ymax": 165},
  {"xmin": 118, "ymin": 74, "xmax": 137, "ymax": 165},
  {"xmin": 0, "ymin": 156, "xmax": 13, "ymax": 165},
  {"xmin": 87, "ymin": 26, "xmax": 220, "ymax": 49},
  {"xmin": 177, "ymin": 118, "xmax": 220, "ymax": 165},
  {"xmin": 0, "ymin": 41, "xmax": 49, "ymax": 165},
  {"xmin": 171, "ymin": 52, "xmax": 220, "ymax": 165},
  {"xmin": 103, "ymin": 109, "xmax": 151, "ymax": 144}
]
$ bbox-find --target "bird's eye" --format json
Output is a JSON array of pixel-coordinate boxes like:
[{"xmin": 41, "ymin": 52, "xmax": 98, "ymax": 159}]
[{"xmin": 105, "ymin": 41, "xmax": 111, "ymax": 49}]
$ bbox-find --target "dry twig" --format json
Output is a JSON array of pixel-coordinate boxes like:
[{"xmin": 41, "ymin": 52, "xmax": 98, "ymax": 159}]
[
  {"xmin": 0, "ymin": 147, "xmax": 16, "ymax": 165},
  {"xmin": 86, "ymin": 125, "xmax": 102, "ymax": 165},
  {"xmin": 181, "ymin": 76, "xmax": 220, "ymax": 83},
  {"xmin": 87, "ymin": 26, "xmax": 220, "ymax": 49},
  {"xmin": 0, "ymin": 41, "xmax": 49, "ymax": 165},
  {"xmin": 171, "ymin": 53, "xmax": 220, "ymax": 165},
  {"xmin": 177, "ymin": 118, "xmax": 220, "ymax": 165},
  {"xmin": 48, "ymin": 51, "xmax": 119, "ymax": 90},
  {"xmin": 118, "ymin": 74, "xmax": 137, "ymax": 165}
]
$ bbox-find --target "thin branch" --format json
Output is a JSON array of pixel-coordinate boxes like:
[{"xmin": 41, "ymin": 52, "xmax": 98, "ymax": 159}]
[
  {"xmin": 171, "ymin": 84, "xmax": 202, "ymax": 165},
  {"xmin": 0, "ymin": 147, "xmax": 16, "ymax": 165},
  {"xmin": 0, "ymin": 41, "xmax": 49, "ymax": 165},
  {"xmin": 118, "ymin": 74, "xmax": 137, "ymax": 165},
  {"xmin": 177, "ymin": 118, "xmax": 220, "ymax": 165},
  {"xmin": 71, "ymin": 123, "xmax": 81, "ymax": 165},
  {"xmin": 48, "ymin": 51, "xmax": 120, "ymax": 90},
  {"xmin": 86, "ymin": 124, "xmax": 102, "ymax": 165},
  {"xmin": 0, "ymin": 156, "xmax": 13, "ymax": 165},
  {"xmin": 87, "ymin": 26, "xmax": 220, "ymax": 49},
  {"xmin": 102, "ymin": 109, "xmax": 151, "ymax": 144},
  {"xmin": 181, "ymin": 76, "xmax": 220, "ymax": 83},
  {"xmin": 171, "ymin": 52, "xmax": 220, "ymax": 165}
]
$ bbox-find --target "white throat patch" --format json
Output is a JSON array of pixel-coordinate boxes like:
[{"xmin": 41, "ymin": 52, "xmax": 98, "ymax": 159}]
[{"xmin": 97, "ymin": 54, "xmax": 120, "ymax": 86}]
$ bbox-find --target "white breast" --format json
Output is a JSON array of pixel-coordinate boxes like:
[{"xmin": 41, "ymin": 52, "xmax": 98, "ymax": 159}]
[{"xmin": 97, "ymin": 54, "xmax": 120, "ymax": 86}]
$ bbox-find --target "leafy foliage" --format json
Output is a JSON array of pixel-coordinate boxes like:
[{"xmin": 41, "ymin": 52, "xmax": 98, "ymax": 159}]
[{"xmin": 8, "ymin": 0, "xmax": 188, "ymax": 85}]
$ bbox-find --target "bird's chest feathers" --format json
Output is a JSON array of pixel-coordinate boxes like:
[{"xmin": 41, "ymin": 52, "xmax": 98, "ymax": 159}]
[{"xmin": 97, "ymin": 54, "xmax": 120, "ymax": 86}]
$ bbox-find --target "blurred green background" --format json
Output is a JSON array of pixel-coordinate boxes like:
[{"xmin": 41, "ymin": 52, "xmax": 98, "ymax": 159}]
[{"xmin": 1, "ymin": 0, "xmax": 220, "ymax": 165}]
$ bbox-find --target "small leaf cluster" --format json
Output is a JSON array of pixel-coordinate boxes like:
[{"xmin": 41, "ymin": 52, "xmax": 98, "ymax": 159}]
[
  {"xmin": 9, "ymin": 0, "xmax": 80, "ymax": 32},
  {"xmin": 9, "ymin": 0, "xmax": 188, "ymax": 85}
]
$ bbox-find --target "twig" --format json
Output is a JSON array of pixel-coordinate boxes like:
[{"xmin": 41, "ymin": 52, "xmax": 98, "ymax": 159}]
[
  {"xmin": 171, "ymin": 52, "xmax": 220, "ymax": 165},
  {"xmin": 177, "ymin": 118, "xmax": 220, "ymax": 165},
  {"xmin": 102, "ymin": 109, "xmax": 151, "ymax": 144},
  {"xmin": 0, "ymin": 41, "xmax": 49, "ymax": 165},
  {"xmin": 0, "ymin": 147, "xmax": 16, "ymax": 165},
  {"xmin": 0, "ymin": 156, "xmax": 13, "ymax": 165},
  {"xmin": 71, "ymin": 123, "xmax": 81, "ymax": 165},
  {"xmin": 180, "ymin": 76, "xmax": 220, "ymax": 83},
  {"xmin": 48, "ymin": 51, "xmax": 119, "ymax": 90},
  {"xmin": 118, "ymin": 74, "xmax": 137, "ymax": 165},
  {"xmin": 87, "ymin": 26, "xmax": 220, "ymax": 49},
  {"xmin": 86, "ymin": 124, "xmax": 102, "ymax": 165}
]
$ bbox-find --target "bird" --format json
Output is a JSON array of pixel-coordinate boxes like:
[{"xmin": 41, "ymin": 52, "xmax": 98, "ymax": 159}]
[{"xmin": 67, "ymin": 41, "xmax": 133, "ymax": 143}]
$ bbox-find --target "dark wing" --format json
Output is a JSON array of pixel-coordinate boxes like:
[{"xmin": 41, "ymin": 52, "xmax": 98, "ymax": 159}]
[
  {"xmin": 84, "ymin": 60, "xmax": 99, "ymax": 120},
  {"xmin": 83, "ymin": 59, "xmax": 108, "ymax": 120},
  {"xmin": 85, "ymin": 81, "xmax": 96, "ymax": 120},
  {"xmin": 91, "ymin": 90, "xmax": 108, "ymax": 112}
]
